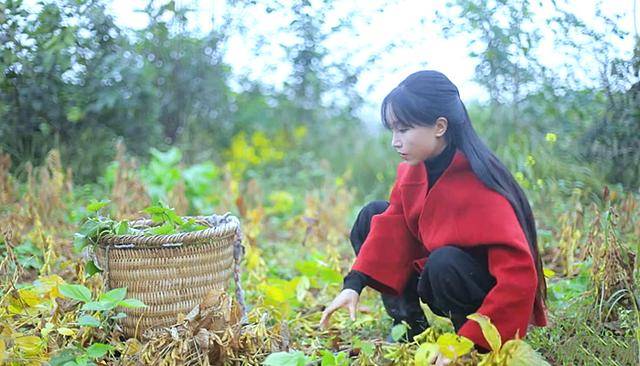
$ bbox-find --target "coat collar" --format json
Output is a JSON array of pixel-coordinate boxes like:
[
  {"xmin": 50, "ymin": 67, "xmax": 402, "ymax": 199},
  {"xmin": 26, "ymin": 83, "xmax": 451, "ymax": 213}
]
[
  {"xmin": 399, "ymin": 150, "xmax": 466, "ymax": 187},
  {"xmin": 397, "ymin": 151, "xmax": 466, "ymax": 239}
]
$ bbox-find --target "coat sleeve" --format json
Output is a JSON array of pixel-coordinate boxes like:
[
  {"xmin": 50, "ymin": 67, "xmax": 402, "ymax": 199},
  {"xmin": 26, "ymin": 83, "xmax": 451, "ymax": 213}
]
[
  {"xmin": 351, "ymin": 165, "xmax": 425, "ymax": 296},
  {"xmin": 457, "ymin": 244, "xmax": 538, "ymax": 350}
]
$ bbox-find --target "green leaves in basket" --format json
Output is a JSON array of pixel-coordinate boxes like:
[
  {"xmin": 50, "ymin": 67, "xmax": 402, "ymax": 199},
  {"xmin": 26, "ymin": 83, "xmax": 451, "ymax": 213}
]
[
  {"xmin": 143, "ymin": 203, "xmax": 184, "ymax": 226},
  {"xmin": 149, "ymin": 222, "xmax": 176, "ymax": 235},
  {"xmin": 115, "ymin": 220, "xmax": 129, "ymax": 235},
  {"xmin": 86, "ymin": 199, "xmax": 110, "ymax": 213},
  {"xmin": 179, "ymin": 217, "xmax": 208, "ymax": 232},
  {"xmin": 74, "ymin": 218, "xmax": 114, "ymax": 252}
]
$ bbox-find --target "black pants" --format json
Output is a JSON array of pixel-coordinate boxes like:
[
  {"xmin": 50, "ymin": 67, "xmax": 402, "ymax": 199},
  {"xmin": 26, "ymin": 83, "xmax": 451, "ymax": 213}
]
[{"xmin": 350, "ymin": 201, "xmax": 496, "ymax": 334}]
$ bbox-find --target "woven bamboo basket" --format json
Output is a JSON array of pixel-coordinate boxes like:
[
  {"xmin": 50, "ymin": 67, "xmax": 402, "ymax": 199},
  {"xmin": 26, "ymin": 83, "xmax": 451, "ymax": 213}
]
[{"xmin": 94, "ymin": 214, "xmax": 246, "ymax": 339}]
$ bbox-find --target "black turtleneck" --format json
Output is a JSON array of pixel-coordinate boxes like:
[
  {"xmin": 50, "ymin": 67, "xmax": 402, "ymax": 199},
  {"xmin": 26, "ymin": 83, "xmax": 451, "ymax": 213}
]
[
  {"xmin": 342, "ymin": 143, "xmax": 457, "ymax": 294},
  {"xmin": 423, "ymin": 142, "xmax": 456, "ymax": 192}
]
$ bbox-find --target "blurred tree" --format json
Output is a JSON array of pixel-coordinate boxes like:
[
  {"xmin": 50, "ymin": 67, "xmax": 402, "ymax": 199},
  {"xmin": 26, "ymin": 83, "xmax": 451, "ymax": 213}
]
[
  {"xmin": 582, "ymin": 38, "xmax": 640, "ymax": 188},
  {"xmin": 436, "ymin": 0, "xmax": 543, "ymax": 115},
  {"xmin": 0, "ymin": 0, "xmax": 164, "ymax": 181},
  {"xmin": 135, "ymin": 0, "xmax": 234, "ymax": 155}
]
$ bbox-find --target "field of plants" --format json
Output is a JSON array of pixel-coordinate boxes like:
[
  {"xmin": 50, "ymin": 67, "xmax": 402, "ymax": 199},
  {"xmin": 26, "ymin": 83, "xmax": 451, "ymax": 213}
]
[
  {"xmin": 0, "ymin": 126, "xmax": 638, "ymax": 365},
  {"xmin": 1, "ymin": 0, "xmax": 639, "ymax": 364}
]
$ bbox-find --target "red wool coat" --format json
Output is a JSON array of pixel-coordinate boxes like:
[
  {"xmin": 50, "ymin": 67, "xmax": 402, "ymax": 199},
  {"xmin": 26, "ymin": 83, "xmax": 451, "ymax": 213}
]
[{"xmin": 352, "ymin": 151, "xmax": 547, "ymax": 350}]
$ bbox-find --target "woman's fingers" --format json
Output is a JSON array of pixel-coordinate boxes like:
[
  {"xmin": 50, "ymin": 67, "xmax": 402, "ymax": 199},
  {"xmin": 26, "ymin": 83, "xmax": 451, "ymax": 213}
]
[
  {"xmin": 348, "ymin": 301, "xmax": 357, "ymax": 321},
  {"xmin": 319, "ymin": 304, "xmax": 337, "ymax": 329},
  {"xmin": 319, "ymin": 289, "xmax": 359, "ymax": 328}
]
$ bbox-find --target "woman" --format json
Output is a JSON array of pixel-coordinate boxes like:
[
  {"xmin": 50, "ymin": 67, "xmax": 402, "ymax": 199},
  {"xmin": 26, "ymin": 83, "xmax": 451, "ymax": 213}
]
[{"xmin": 319, "ymin": 70, "xmax": 547, "ymax": 354}]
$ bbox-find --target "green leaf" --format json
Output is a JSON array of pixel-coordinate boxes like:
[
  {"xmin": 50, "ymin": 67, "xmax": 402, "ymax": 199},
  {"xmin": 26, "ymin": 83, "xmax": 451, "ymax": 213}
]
[
  {"xmin": 150, "ymin": 222, "xmax": 175, "ymax": 235},
  {"xmin": 118, "ymin": 298, "xmax": 147, "ymax": 308},
  {"xmin": 295, "ymin": 260, "xmax": 342, "ymax": 285},
  {"xmin": 99, "ymin": 287, "xmax": 127, "ymax": 304},
  {"xmin": 85, "ymin": 343, "xmax": 114, "ymax": 359},
  {"xmin": 320, "ymin": 350, "xmax": 336, "ymax": 366},
  {"xmin": 86, "ymin": 200, "xmax": 110, "ymax": 213},
  {"xmin": 295, "ymin": 276, "xmax": 310, "ymax": 302},
  {"xmin": 435, "ymin": 333, "xmax": 474, "ymax": 360},
  {"xmin": 262, "ymin": 351, "xmax": 310, "ymax": 366},
  {"xmin": 85, "ymin": 261, "xmax": 102, "ymax": 277},
  {"xmin": 59, "ymin": 284, "xmax": 92, "ymax": 303},
  {"xmin": 82, "ymin": 301, "xmax": 116, "ymax": 312},
  {"xmin": 334, "ymin": 352, "xmax": 348, "ymax": 365},
  {"xmin": 77, "ymin": 315, "xmax": 101, "ymax": 327},
  {"xmin": 66, "ymin": 106, "xmax": 84, "ymax": 123},
  {"xmin": 391, "ymin": 323, "xmax": 408, "ymax": 342},
  {"xmin": 49, "ymin": 348, "xmax": 80, "ymax": 366},
  {"xmin": 179, "ymin": 219, "xmax": 207, "ymax": 232},
  {"xmin": 354, "ymin": 338, "xmax": 374, "ymax": 358},
  {"xmin": 414, "ymin": 343, "xmax": 439, "ymax": 366},
  {"xmin": 78, "ymin": 220, "xmax": 101, "ymax": 237},
  {"xmin": 111, "ymin": 312, "xmax": 127, "ymax": 320},
  {"xmin": 143, "ymin": 205, "xmax": 166, "ymax": 215},
  {"xmin": 467, "ymin": 313, "xmax": 502, "ymax": 352},
  {"xmin": 116, "ymin": 221, "xmax": 129, "ymax": 235},
  {"xmin": 73, "ymin": 234, "xmax": 88, "ymax": 253},
  {"xmin": 164, "ymin": 209, "xmax": 184, "ymax": 225},
  {"xmin": 74, "ymin": 354, "xmax": 88, "ymax": 366}
]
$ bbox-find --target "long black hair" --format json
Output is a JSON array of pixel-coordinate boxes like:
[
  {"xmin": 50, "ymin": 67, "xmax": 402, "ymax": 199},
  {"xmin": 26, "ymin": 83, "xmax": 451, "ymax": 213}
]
[{"xmin": 381, "ymin": 70, "xmax": 546, "ymax": 304}]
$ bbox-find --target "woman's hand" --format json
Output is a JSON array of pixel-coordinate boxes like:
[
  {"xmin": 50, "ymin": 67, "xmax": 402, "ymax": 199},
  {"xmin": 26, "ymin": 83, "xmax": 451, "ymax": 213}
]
[
  {"xmin": 431, "ymin": 351, "xmax": 452, "ymax": 365},
  {"xmin": 318, "ymin": 289, "xmax": 360, "ymax": 329}
]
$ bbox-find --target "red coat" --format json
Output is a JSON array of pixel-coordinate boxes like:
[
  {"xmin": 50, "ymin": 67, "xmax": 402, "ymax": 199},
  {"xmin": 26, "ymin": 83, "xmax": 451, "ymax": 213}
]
[{"xmin": 352, "ymin": 151, "xmax": 547, "ymax": 350}]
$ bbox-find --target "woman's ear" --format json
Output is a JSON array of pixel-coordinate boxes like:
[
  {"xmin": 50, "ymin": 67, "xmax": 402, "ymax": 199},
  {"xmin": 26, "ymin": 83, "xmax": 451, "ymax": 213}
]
[{"xmin": 435, "ymin": 117, "xmax": 448, "ymax": 137}]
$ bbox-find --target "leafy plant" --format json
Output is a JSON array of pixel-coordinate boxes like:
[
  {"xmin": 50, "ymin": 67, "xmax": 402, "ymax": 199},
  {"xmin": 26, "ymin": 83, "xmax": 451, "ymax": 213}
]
[{"xmin": 73, "ymin": 201, "xmax": 208, "ymax": 255}]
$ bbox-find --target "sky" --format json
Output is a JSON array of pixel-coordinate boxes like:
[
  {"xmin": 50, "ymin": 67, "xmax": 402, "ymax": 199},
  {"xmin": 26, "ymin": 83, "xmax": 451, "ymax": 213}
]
[{"xmin": 30, "ymin": 0, "xmax": 640, "ymax": 123}]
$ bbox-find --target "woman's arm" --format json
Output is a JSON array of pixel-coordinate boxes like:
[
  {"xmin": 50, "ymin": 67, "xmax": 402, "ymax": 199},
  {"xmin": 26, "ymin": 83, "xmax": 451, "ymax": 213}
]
[
  {"xmin": 342, "ymin": 270, "xmax": 369, "ymax": 294},
  {"xmin": 351, "ymin": 165, "xmax": 425, "ymax": 295},
  {"xmin": 457, "ymin": 244, "xmax": 538, "ymax": 350}
]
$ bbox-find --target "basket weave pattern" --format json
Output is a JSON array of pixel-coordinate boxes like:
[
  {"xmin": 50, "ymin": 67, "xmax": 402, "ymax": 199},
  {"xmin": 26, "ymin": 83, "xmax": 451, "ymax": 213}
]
[{"xmin": 95, "ymin": 215, "xmax": 240, "ymax": 339}]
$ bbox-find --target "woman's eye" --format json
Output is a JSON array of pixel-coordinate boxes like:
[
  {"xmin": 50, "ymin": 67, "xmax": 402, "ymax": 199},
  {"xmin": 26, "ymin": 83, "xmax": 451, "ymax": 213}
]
[{"xmin": 397, "ymin": 129, "xmax": 409, "ymax": 133}]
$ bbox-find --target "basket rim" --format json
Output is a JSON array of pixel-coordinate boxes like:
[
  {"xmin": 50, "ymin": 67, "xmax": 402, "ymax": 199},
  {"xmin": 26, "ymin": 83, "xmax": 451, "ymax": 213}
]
[{"xmin": 97, "ymin": 214, "xmax": 239, "ymax": 247}]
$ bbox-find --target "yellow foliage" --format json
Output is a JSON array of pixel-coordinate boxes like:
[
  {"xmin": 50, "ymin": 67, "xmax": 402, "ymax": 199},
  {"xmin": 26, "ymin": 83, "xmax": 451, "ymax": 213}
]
[
  {"xmin": 467, "ymin": 313, "xmax": 502, "ymax": 352},
  {"xmin": 56, "ymin": 327, "xmax": 76, "ymax": 337},
  {"xmin": 0, "ymin": 338, "xmax": 5, "ymax": 364},
  {"xmin": 17, "ymin": 289, "xmax": 42, "ymax": 308},
  {"xmin": 436, "ymin": 333, "xmax": 474, "ymax": 360},
  {"xmin": 266, "ymin": 191, "xmax": 295, "ymax": 216},
  {"xmin": 545, "ymin": 132, "xmax": 557, "ymax": 143},
  {"xmin": 14, "ymin": 335, "xmax": 44, "ymax": 357},
  {"xmin": 225, "ymin": 130, "xmax": 296, "ymax": 179},
  {"xmin": 35, "ymin": 274, "xmax": 66, "ymax": 299}
]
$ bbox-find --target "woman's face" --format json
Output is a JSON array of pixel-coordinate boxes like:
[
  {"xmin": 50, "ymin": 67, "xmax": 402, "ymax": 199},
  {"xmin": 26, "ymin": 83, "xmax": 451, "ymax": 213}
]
[{"xmin": 389, "ymin": 116, "xmax": 449, "ymax": 166}]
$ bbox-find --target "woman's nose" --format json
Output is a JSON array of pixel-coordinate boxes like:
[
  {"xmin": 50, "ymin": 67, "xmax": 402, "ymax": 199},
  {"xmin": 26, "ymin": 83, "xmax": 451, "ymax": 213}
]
[{"xmin": 391, "ymin": 132, "xmax": 401, "ymax": 149}]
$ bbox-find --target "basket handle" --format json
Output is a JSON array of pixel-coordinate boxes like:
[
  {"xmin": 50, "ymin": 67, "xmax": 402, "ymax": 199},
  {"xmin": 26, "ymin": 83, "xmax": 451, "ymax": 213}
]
[{"xmin": 232, "ymin": 220, "xmax": 248, "ymax": 323}]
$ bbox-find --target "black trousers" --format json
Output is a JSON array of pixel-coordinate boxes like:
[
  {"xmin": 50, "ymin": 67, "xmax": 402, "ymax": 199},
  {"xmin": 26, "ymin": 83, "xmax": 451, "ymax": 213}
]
[{"xmin": 350, "ymin": 201, "xmax": 496, "ymax": 334}]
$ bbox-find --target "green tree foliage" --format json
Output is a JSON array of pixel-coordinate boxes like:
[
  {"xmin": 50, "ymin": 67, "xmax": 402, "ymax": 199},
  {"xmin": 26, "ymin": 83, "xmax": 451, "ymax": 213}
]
[
  {"xmin": 0, "ymin": 0, "xmax": 165, "ymax": 181},
  {"xmin": 0, "ymin": 0, "xmax": 372, "ymax": 182},
  {"xmin": 435, "ymin": 0, "xmax": 640, "ymax": 189},
  {"xmin": 582, "ymin": 38, "xmax": 640, "ymax": 188},
  {"xmin": 437, "ymin": 0, "xmax": 543, "ymax": 111}
]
